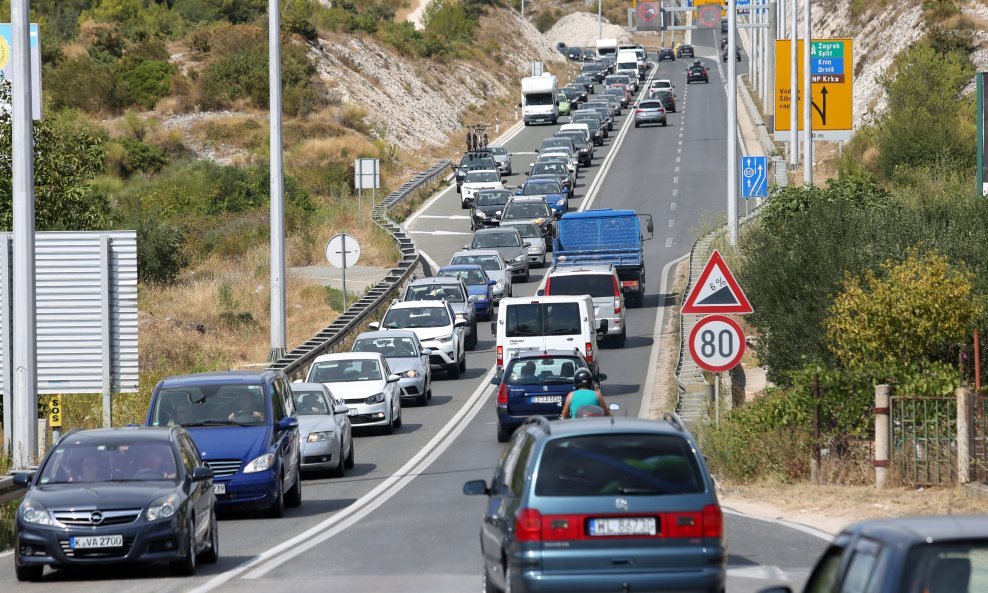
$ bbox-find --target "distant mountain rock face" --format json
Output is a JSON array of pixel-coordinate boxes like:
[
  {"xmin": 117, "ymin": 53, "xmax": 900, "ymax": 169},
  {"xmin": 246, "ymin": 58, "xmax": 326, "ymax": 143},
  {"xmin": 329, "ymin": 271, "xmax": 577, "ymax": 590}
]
[{"xmin": 543, "ymin": 12, "xmax": 635, "ymax": 48}]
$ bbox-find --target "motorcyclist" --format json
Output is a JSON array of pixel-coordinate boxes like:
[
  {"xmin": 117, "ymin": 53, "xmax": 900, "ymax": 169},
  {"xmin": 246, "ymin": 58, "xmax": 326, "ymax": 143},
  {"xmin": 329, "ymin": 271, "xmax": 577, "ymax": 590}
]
[{"xmin": 561, "ymin": 368, "xmax": 611, "ymax": 418}]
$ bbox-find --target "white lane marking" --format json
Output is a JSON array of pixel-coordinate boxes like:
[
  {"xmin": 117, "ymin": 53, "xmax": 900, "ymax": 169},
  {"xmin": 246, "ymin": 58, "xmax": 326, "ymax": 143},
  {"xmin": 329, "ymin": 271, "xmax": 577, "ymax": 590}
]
[
  {"xmin": 722, "ymin": 508, "xmax": 834, "ymax": 541},
  {"xmin": 673, "ymin": 176, "xmax": 678, "ymax": 184},
  {"xmin": 242, "ymin": 369, "xmax": 498, "ymax": 580},
  {"xmin": 670, "ymin": 202, "xmax": 677, "ymax": 211},
  {"xmin": 188, "ymin": 369, "xmax": 498, "ymax": 592},
  {"xmin": 665, "ymin": 237, "xmax": 673, "ymax": 248},
  {"xmin": 672, "ymin": 189, "xmax": 678, "ymax": 197},
  {"xmin": 405, "ymin": 185, "xmax": 454, "ymax": 227},
  {"xmin": 676, "ymin": 156, "xmax": 681, "ymax": 163},
  {"xmin": 513, "ymin": 151, "xmax": 538, "ymax": 155},
  {"xmin": 408, "ymin": 230, "xmax": 472, "ymax": 236},
  {"xmin": 417, "ymin": 215, "xmax": 471, "ymax": 220},
  {"xmin": 419, "ymin": 249, "xmax": 440, "ymax": 275},
  {"xmin": 668, "ymin": 219, "xmax": 675, "ymax": 228},
  {"xmin": 728, "ymin": 566, "xmax": 796, "ymax": 581},
  {"xmin": 638, "ymin": 253, "xmax": 689, "ymax": 419},
  {"xmin": 675, "ymin": 166, "xmax": 680, "ymax": 173}
]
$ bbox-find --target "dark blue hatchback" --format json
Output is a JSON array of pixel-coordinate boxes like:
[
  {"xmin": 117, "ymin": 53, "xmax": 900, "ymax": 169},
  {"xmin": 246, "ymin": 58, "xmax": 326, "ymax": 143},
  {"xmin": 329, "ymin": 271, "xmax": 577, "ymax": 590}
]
[{"xmin": 492, "ymin": 350, "xmax": 605, "ymax": 442}]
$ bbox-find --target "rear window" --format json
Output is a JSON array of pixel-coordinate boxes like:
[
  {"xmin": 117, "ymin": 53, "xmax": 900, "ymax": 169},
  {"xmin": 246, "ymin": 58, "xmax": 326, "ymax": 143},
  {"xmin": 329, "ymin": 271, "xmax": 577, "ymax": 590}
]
[
  {"xmin": 405, "ymin": 283, "xmax": 465, "ymax": 302},
  {"xmin": 476, "ymin": 191, "xmax": 510, "ymax": 206},
  {"xmin": 451, "ymin": 255, "xmax": 502, "ymax": 272},
  {"xmin": 639, "ymin": 101, "xmax": 663, "ymax": 110},
  {"xmin": 535, "ymin": 434, "xmax": 705, "ymax": 497},
  {"xmin": 547, "ymin": 274, "xmax": 615, "ymax": 298},
  {"xmin": 473, "ymin": 231, "xmax": 522, "ymax": 248},
  {"xmin": 504, "ymin": 302, "xmax": 581, "ymax": 337},
  {"xmin": 505, "ymin": 356, "xmax": 582, "ymax": 385}
]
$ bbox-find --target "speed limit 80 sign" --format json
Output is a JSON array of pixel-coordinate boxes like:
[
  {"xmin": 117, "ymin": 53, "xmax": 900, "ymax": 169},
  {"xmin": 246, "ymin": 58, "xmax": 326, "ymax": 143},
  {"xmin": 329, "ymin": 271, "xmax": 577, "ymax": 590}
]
[{"xmin": 688, "ymin": 315, "xmax": 746, "ymax": 373}]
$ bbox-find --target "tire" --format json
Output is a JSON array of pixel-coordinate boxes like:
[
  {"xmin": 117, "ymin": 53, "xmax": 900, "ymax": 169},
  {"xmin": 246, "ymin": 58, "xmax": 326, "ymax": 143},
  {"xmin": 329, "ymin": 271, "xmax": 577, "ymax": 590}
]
[
  {"xmin": 459, "ymin": 355, "xmax": 467, "ymax": 373},
  {"xmin": 467, "ymin": 321, "xmax": 478, "ymax": 350},
  {"xmin": 614, "ymin": 327, "xmax": 627, "ymax": 348},
  {"xmin": 393, "ymin": 404, "xmax": 402, "ymax": 429},
  {"xmin": 634, "ymin": 121, "xmax": 640, "ymax": 128},
  {"xmin": 383, "ymin": 412, "xmax": 395, "ymax": 435},
  {"xmin": 200, "ymin": 510, "xmax": 219, "ymax": 564},
  {"xmin": 447, "ymin": 360, "xmax": 461, "ymax": 380},
  {"xmin": 285, "ymin": 466, "xmax": 302, "ymax": 508},
  {"xmin": 267, "ymin": 475, "xmax": 285, "ymax": 518},
  {"xmin": 344, "ymin": 440, "xmax": 355, "ymax": 469},
  {"xmin": 15, "ymin": 563, "xmax": 43, "ymax": 582},
  {"xmin": 628, "ymin": 291, "xmax": 644, "ymax": 309},
  {"xmin": 496, "ymin": 423, "xmax": 512, "ymax": 443},
  {"xmin": 331, "ymin": 443, "xmax": 346, "ymax": 477},
  {"xmin": 170, "ymin": 519, "xmax": 198, "ymax": 576},
  {"xmin": 416, "ymin": 388, "xmax": 428, "ymax": 406}
]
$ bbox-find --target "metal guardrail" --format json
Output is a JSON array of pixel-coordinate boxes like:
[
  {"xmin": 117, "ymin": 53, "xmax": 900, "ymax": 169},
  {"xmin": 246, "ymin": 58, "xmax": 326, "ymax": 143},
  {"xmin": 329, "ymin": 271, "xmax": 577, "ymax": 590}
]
[
  {"xmin": 0, "ymin": 475, "xmax": 25, "ymax": 505},
  {"xmin": 268, "ymin": 160, "xmax": 452, "ymax": 379}
]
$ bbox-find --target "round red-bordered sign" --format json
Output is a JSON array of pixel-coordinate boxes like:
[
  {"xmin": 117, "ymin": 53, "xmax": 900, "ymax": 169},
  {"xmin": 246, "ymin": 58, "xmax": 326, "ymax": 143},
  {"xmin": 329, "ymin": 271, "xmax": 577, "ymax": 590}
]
[
  {"xmin": 638, "ymin": 2, "xmax": 658, "ymax": 22},
  {"xmin": 697, "ymin": 4, "xmax": 721, "ymax": 28},
  {"xmin": 688, "ymin": 315, "xmax": 746, "ymax": 373}
]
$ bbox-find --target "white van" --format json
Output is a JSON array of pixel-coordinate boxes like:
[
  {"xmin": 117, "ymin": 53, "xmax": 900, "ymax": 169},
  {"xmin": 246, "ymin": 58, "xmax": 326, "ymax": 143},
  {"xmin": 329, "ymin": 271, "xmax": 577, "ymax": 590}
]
[
  {"xmin": 559, "ymin": 122, "xmax": 591, "ymax": 145},
  {"xmin": 492, "ymin": 295, "xmax": 606, "ymax": 373},
  {"xmin": 615, "ymin": 50, "xmax": 640, "ymax": 86},
  {"xmin": 537, "ymin": 264, "xmax": 626, "ymax": 347}
]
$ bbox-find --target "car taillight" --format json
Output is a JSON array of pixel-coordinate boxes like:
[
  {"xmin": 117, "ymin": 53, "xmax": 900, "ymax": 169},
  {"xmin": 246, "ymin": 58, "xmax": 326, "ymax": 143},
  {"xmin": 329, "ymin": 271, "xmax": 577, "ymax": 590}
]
[
  {"xmin": 496, "ymin": 382, "xmax": 509, "ymax": 405},
  {"xmin": 636, "ymin": 109, "xmax": 643, "ymax": 114},
  {"xmin": 515, "ymin": 508, "xmax": 542, "ymax": 542},
  {"xmin": 612, "ymin": 276, "xmax": 621, "ymax": 314},
  {"xmin": 664, "ymin": 512, "xmax": 703, "ymax": 538},
  {"xmin": 497, "ymin": 345, "xmax": 503, "ymax": 367},
  {"xmin": 702, "ymin": 504, "xmax": 723, "ymax": 538},
  {"xmin": 585, "ymin": 341, "xmax": 594, "ymax": 363},
  {"xmin": 543, "ymin": 277, "xmax": 551, "ymax": 295}
]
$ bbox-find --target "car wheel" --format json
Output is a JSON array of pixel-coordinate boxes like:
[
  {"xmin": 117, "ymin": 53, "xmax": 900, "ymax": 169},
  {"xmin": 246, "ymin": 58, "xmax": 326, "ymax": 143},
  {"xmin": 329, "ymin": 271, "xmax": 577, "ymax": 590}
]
[
  {"xmin": 331, "ymin": 442, "xmax": 346, "ymax": 477},
  {"xmin": 285, "ymin": 465, "xmax": 302, "ymax": 508},
  {"xmin": 14, "ymin": 563, "xmax": 43, "ymax": 582},
  {"xmin": 614, "ymin": 327, "xmax": 627, "ymax": 348},
  {"xmin": 383, "ymin": 410, "xmax": 396, "ymax": 435},
  {"xmin": 447, "ymin": 361, "xmax": 461, "ymax": 380},
  {"xmin": 467, "ymin": 321, "xmax": 478, "ymax": 350},
  {"xmin": 200, "ymin": 509, "xmax": 219, "ymax": 564},
  {"xmin": 426, "ymin": 381, "xmax": 433, "ymax": 399},
  {"xmin": 170, "ymin": 519, "xmax": 198, "ymax": 576},
  {"xmin": 483, "ymin": 565, "xmax": 498, "ymax": 593},
  {"xmin": 267, "ymin": 475, "xmax": 285, "ymax": 518},
  {"xmin": 496, "ymin": 423, "xmax": 512, "ymax": 443},
  {"xmin": 459, "ymin": 354, "xmax": 467, "ymax": 373},
  {"xmin": 393, "ymin": 403, "xmax": 402, "ymax": 429},
  {"xmin": 634, "ymin": 121, "xmax": 640, "ymax": 128},
  {"xmin": 344, "ymin": 439, "xmax": 355, "ymax": 469}
]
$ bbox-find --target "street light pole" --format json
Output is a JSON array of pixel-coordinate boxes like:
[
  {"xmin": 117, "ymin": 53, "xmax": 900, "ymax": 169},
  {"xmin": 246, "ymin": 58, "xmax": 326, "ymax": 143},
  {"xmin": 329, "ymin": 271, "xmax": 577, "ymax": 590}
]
[
  {"xmin": 802, "ymin": 0, "xmax": 813, "ymax": 184},
  {"xmin": 789, "ymin": 0, "xmax": 797, "ymax": 165},
  {"xmin": 598, "ymin": 0, "xmax": 602, "ymax": 39},
  {"xmin": 727, "ymin": 0, "xmax": 739, "ymax": 245},
  {"xmin": 268, "ymin": 0, "xmax": 287, "ymax": 362}
]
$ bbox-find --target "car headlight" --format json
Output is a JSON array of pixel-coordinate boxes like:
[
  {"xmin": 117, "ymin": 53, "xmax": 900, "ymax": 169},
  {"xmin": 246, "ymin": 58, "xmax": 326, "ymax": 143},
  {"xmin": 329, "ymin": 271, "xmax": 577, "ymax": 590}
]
[
  {"xmin": 20, "ymin": 500, "xmax": 52, "ymax": 526},
  {"xmin": 495, "ymin": 280, "xmax": 505, "ymax": 289},
  {"xmin": 475, "ymin": 210, "xmax": 486, "ymax": 218},
  {"xmin": 146, "ymin": 493, "xmax": 178, "ymax": 522},
  {"xmin": 243, "ymin": 453, "xmax": 276, "ymax": 474},
  {"xmin": 435, "ymin": 335, "xmax": 454, "ymax": 343},
  {"xmin": 365, "ymin": 392, "xmax": 385, "ymax": 403},
  {"xmin": 468, "ymin": 294, "xmax": 480, "ymax": 302},
  {"xmin": 307, "ymin": 431, "xmax": 333, "ymax": 443},
  {"xmin": 495, "ymin": 210, "xmax": 502, "ymax": 217},
  {"xmin": 401, "ymin": 369, "xmax": 419, "ymax": 378},
  {"xmin": 555, "ymin": 198, "xmax": 566, "ymax": 206},
  {"xmin": 511, "ymin": 255, "xmax": 526, "ymax": 263}
]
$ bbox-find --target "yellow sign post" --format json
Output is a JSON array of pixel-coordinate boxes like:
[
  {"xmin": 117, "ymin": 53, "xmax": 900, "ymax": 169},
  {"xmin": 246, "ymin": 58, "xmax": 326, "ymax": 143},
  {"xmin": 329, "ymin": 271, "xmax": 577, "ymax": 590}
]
[
  {"xmin": 775, "ymin": 38, "xmax": 853, "ymax": 141},
  {"xmin": 49, "ymin": 396, "xmax": 62, "ymax": 428}
]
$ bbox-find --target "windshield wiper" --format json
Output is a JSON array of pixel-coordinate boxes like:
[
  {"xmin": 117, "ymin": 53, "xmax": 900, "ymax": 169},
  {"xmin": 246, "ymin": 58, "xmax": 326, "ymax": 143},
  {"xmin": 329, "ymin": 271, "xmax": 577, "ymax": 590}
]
[{"xmin": 181, "ymin": 420, "xmax": 249, "ymax": 427}]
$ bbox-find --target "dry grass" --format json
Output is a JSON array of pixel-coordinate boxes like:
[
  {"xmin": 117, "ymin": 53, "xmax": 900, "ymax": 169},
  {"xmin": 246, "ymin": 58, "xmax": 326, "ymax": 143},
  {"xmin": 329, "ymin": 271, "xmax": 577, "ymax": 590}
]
[{"xmin": 189, "ymin": 114, "xmax": 267, "ymax": 152}]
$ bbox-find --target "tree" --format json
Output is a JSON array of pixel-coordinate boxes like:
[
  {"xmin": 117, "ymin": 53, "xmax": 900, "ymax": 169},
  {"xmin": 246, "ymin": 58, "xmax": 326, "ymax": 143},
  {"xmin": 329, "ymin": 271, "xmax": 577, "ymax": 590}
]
[{"xmin": 0, "ymin": 80, "xmax": 109, "ymax": 231}]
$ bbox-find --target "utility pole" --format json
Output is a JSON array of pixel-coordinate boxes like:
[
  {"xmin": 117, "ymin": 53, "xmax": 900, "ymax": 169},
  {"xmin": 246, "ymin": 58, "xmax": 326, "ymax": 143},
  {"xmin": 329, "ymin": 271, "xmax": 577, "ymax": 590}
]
[
  {"xmin": 268, "ymin": 0, "xmax": 287, "ymax": 362},
  {"xmin": 727, "ymin": 0, "xmax": 739, "ymax": 245},
  {"xmin": 789, "ymin": 0, "xmax": 798, "ymax": 166},
  {"xmin": 11, "ymin": 0, "xmax": 37, "ymax": 469},
  {"xmin": 598, "ymin": 0, "xmax": 602, "ymax": 39},
  {"xmin": 802, "ymin": 0, "xmax": 812, "ymax": 184}
]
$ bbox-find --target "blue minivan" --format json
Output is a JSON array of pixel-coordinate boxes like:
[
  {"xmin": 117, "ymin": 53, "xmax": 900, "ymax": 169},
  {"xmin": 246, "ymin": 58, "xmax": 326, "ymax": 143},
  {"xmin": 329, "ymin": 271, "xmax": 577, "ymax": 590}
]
[{"xmin": 146, "ymin": 370, "xmax": 302, "ymax": 517}]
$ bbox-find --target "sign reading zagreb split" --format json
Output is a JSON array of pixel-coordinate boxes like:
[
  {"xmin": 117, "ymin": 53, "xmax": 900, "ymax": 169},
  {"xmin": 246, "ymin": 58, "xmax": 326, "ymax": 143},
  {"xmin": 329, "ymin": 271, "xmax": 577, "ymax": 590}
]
[{"xmin": 774, "ymin": 38, "xmax": 853, "ymax": 142}]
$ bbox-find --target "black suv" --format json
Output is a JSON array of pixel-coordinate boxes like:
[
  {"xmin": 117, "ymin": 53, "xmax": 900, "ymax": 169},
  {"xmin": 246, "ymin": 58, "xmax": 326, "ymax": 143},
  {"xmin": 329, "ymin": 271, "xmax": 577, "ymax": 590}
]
[
  {"xmin": 656, "ymin": 47, "xmax": 676, "ymax": 62},
  {"xmin": 456, "ymin": 152, "xmax": 496, "ymax": 193},
  {"xmin": 676, "ymin": 43, "xmax": 694, "ymax": 58},
  {"xmin": 687, "ymin": 62, "xmax": 709, "ymax": 84},
  {"xmin": 470, "ymin": 188, "xmax": 511, "ymax": 231},
  {"xmin": 464, "ymin": 413, "xmax": 726, "ymax": 593}
]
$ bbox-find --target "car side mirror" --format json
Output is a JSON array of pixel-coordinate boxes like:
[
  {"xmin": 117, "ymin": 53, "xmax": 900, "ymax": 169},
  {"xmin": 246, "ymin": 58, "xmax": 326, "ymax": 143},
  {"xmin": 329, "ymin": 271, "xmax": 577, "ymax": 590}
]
[
  {"xmin": 278, "ymin": 416, "xmax": 299, "ymax": 431},
  {"xmin": 368, "ymin": 322, "xmax": 380, "ymax": 330},
  {"xmin": 489, "ymin": 279, "xmax": 497, "ymax": 286},
  {"xmin": 454, "ymin": 319, "xmax": 468, "ymax": 328},
  {"xmin": 12, "ymin": 472, "xmax": 33, "ymax": 487},
  {"xmin": 191, "ymin": 466, "xmax": 214, "ymax": 482},
  {"xmin": 646, "ymin": 218, "xmax": 654, "ymax": 234},
  {"xmin": 462, "ymin": 244, "xmax": 470, "ymax": 250},
  {"xmin": 422, "ymin": 348, "xmax": 433, "ymax": 356},
  {"xmin": 597, "ymin": 373, "xmax": 608, "ymax": 382},
  {"xmin": 334, "ymin": 404, "xmax": 350, "ymax": 415},
  {"xmin": 387, "ymin": 374, "xmax": 401, "ymax": 383},
  {"xmin": 463, "ymin": 479, "xmax": 491, "ymax": 496}
]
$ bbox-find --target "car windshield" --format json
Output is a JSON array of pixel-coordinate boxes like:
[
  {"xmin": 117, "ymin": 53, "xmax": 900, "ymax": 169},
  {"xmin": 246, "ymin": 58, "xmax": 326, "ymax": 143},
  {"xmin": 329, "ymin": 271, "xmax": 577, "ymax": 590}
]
[
  {"xmin": 451, "ymin": 255, "xmax": 503, "ymax": 272},
  {"xmin": 439, "ymin": 268, "xmax": 489, "ymax": 285},
  {"xmin": 505, "ymin": 356, "xmax": 582, "ymax": 386},
  {"xmin": 547, "ymin": 274, "xmax": 615, "ymax": 297},
  {"xmin": 149, "ymin": 384, "xmax": 268, "ymax": 428},
  {"xmin": 504, "ymin": 302, "xmax": 581, "ymax": 337},
  {"xmin": 476, "ymin": 190, "xmax": 511, "ymax": 206},
  {"xmin": 505, "ymin": 223, "xmax": 540, "ymax": 238},
  {"xmin": 532, "ymin": 164, "xmax": 564, "ymax": 176},
  {"xmin": 309, "ymin": 359, "xmax": 383, "ymax": 383},
  {"xmin": 292, "ymin": 389, "xmax": 331, "ymax": 415},
  {"xmin": 464, "ymin": 170, "xmax": 499, "ymax": 183},
  {"xmin": 542, "ymin": 139, "xmax": 571, "ymax": 151},
  {"xmin": 38, "ymin": 440, "xmax": 180, "ymax": 484},
  {"xmin": 652, "ymin": 90, "xmax": 673, "ymax": 98},
  {"xmin": 488, "ymin": 146, "xmax": 507, "ymax": 156},
  {"xmin": 522, "ymin": 181, "xmax": 562, "ymax": 196},
  {"xmin": 506, "ymin": 203, "xmax": 550, "ymax": 219},
  {"xmin": 405, "ymin": 284, "xmax": 465, "ymax": 302},
  {"xmin": 535, "ymin": 434, "xmax": 705, "ymax": 496},
  {"xmin": 902, "ymin": 543, "xmax": 988, "ymax": 593},
  {"xmin": 472, "ymin": 232, "xmax": 521, "ymax": 248},
  {"xmin": 353, "ymin": 336, "xmax": 419, "ymax": 358},
  {"xmin": 382, "ymin": 306, "xmax": 451, "ymax": 329},
  {"xmin": 653, "ymin": 81, "xmax": 672, "ymax": 88},
  {"xmin": 558, "ymin": 133, "xmax": 585, "ymax": 147}
]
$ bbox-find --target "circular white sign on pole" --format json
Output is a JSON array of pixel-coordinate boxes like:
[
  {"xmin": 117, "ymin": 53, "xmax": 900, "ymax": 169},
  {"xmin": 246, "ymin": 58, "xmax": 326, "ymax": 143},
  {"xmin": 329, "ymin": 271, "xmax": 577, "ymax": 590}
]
[
  {"xmin": 688, "ymin": 315, "xmax": 746, "ymax": 373},
  {"xmin": 325, "ymin": 233, "xmax": 360, "ymax": 269}
]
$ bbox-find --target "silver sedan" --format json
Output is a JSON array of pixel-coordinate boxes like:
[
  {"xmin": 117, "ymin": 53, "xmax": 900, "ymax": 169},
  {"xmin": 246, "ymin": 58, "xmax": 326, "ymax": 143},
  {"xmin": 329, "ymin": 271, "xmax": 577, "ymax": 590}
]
[
  {"xmin": 352, "ymin": 330, "xmax": 432, "ymax": 406},
  {"xmin": 290, "ymin": 383, "xmax": 354, "ymax": 477}
]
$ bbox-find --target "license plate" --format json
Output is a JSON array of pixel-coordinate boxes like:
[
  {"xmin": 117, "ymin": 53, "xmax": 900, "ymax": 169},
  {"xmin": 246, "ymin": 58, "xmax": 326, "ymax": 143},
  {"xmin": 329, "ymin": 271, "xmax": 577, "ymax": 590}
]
[
  {"xmin": 621, "ymin": 280, "xmax": 640, "ymax": 289},
  {"xmin": 212, "ymin": 483, "xmax": 226, "ymax": 495},
  {"xmin": 531, "ymin": 395, "xmax": 562, "ymax": 404},
  {"xmin": 71, "ymin": 535, "xmax": 123, "ymax": 549},
  {"xmin": 348, "ymin": 408, "xmax": 357, "ymax": 416},
  {"xmin": 588, "ymin": 517, "xmax": 656, "ymax": 537}
]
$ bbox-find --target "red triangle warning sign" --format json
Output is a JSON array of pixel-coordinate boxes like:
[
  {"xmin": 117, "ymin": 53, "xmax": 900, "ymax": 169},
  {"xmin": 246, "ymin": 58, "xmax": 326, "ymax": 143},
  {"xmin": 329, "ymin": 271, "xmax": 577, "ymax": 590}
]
[{"xmin": 681, "ymin": 250, "xmax": 753, "ymax": 314}]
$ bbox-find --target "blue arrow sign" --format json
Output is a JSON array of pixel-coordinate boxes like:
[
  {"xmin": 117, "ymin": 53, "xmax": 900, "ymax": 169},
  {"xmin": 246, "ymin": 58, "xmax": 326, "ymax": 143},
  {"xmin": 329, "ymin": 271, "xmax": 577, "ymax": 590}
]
[{"xmin": 740, "ymin": 156, "xmax": 768, "ymax": 198}]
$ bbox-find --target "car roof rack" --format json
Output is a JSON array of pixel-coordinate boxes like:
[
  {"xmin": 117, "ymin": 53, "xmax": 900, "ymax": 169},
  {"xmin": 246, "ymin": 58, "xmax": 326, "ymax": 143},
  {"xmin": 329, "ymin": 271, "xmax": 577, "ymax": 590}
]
[
  {"xmin": 661, "ymin": 412, "xmax": 687, "ymax": 432},
  {"xmin": 522, "ymin": 415, "xmax": 552, "ymax": 435}
]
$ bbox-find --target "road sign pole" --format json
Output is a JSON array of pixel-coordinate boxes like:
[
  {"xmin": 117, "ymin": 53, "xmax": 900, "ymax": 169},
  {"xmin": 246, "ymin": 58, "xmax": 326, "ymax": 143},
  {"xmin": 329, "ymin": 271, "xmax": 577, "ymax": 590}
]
[
  {"xmin": 802, "ymin": 0, "xmax": 812, "ymax": 185},
  {"xmin": 765, "ymin": 2, "xmax": 776, "ymax": 117},
  {"xmin": 268, "ymin": 0, "xmax": 287, "ymax": 362},
  {"xmin": 598, "ymin": 0, "xmax": 602, "ymax": 39},
  {"xmin": 341, "ymin": 233, "xmax": 348, "ymax": 312},
  {"xmin": 789, "ymin": 0, "xmax": 797, "ymax": 166},
  {"xmin": 715, "ymin": 373, "xmax": 721, "ymax": 429},
  {"xmin": 727, "ymin": 0, "xmax": 739, "ymax": 246}
]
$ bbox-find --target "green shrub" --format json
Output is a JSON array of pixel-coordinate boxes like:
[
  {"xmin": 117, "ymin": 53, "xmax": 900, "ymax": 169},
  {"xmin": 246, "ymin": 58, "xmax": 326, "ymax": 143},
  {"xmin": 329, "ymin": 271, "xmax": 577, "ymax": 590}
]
[
  {"xmin": 376, "ymin": 21, "xmax": 427, "ymax": 58},
  {"xmin": 115, "ymin": 60, "xmax": 176, "ymax": 109},
  {"xmin": 283, "ymin": 0, "xmax": 318, "ymax": 41},
  {"xmin": 117, "ymin": 138, "xmax": 168, "ymax": 176},
  {"xmin": 46, "ymin": 55, "xmax": 117, "ymax": 113},
  {"xmin": 325, "ymin": 286, "xmax": 361, "ymax": 312},
  {"xmin": 132, "ymin": 213, "xmax": 189, "ymax": 284},
  {"xmin": 534, "ymin": 9, "xmax": 560, "ymax": 33}
]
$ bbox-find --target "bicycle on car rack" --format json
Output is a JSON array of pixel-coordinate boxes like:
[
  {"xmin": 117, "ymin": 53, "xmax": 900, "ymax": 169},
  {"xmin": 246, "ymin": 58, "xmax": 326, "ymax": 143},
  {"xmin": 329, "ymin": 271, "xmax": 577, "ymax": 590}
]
[{"xmin": 465, "ymin": 124, "xmax": 490, "ymax": 153}]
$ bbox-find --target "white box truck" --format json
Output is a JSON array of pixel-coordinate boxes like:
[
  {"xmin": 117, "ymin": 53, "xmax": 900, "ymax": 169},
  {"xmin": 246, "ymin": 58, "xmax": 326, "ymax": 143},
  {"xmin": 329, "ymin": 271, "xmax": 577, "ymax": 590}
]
[
  {"xmin": 595, "ymin": 38, "xmax": 618, "ymax": 60},
  {"xmin": 520, "ymin": 74, "xmax": 558, "ymax": 126},
  {"xmin": 615, "ymin": 50, "xmax": 640, "ymax": 86}
]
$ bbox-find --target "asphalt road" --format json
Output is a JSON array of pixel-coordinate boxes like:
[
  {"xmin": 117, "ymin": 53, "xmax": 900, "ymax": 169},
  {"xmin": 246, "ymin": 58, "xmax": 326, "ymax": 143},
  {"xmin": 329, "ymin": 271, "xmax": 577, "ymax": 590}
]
[{"xmin": 0, "ymin": 31, "xmax": 832, "ymax": 593}]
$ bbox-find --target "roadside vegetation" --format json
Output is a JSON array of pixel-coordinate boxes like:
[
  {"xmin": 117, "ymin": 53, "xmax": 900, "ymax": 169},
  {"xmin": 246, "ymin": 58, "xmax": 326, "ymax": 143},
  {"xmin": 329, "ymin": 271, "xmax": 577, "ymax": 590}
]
[{"xmin": 700, "ymin": 23, "xmax": 986, "ymax": 485}]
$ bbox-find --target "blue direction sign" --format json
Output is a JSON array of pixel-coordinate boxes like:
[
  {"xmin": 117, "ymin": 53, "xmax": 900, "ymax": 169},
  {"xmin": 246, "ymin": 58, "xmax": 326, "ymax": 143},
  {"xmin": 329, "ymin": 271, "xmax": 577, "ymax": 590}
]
[
  {"xmin": 740, "ymin": 156, "xmax": 768, "ymax": 198},
  {"xmin": 737, "ymin": 0, "xmax": 750, "ymax": 14}
]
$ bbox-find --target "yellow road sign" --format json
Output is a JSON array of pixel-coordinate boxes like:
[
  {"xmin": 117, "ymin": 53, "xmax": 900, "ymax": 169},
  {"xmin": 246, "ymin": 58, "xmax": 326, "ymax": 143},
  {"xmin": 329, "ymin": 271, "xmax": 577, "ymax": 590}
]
[
  {"xmin": 775, "ymin": 38, "xmax": 853, "ymax": 133},
  {"xmin": 49, "ymin": 396, "xmax": 62, "ymax": 428}
]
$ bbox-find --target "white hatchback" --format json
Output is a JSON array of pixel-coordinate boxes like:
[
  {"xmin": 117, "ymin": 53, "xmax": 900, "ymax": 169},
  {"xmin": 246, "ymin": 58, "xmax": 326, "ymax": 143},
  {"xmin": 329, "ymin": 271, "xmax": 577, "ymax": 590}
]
[{"xmin": 305, "ymin": 352, "xmax": 403, "ymax": 434}]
